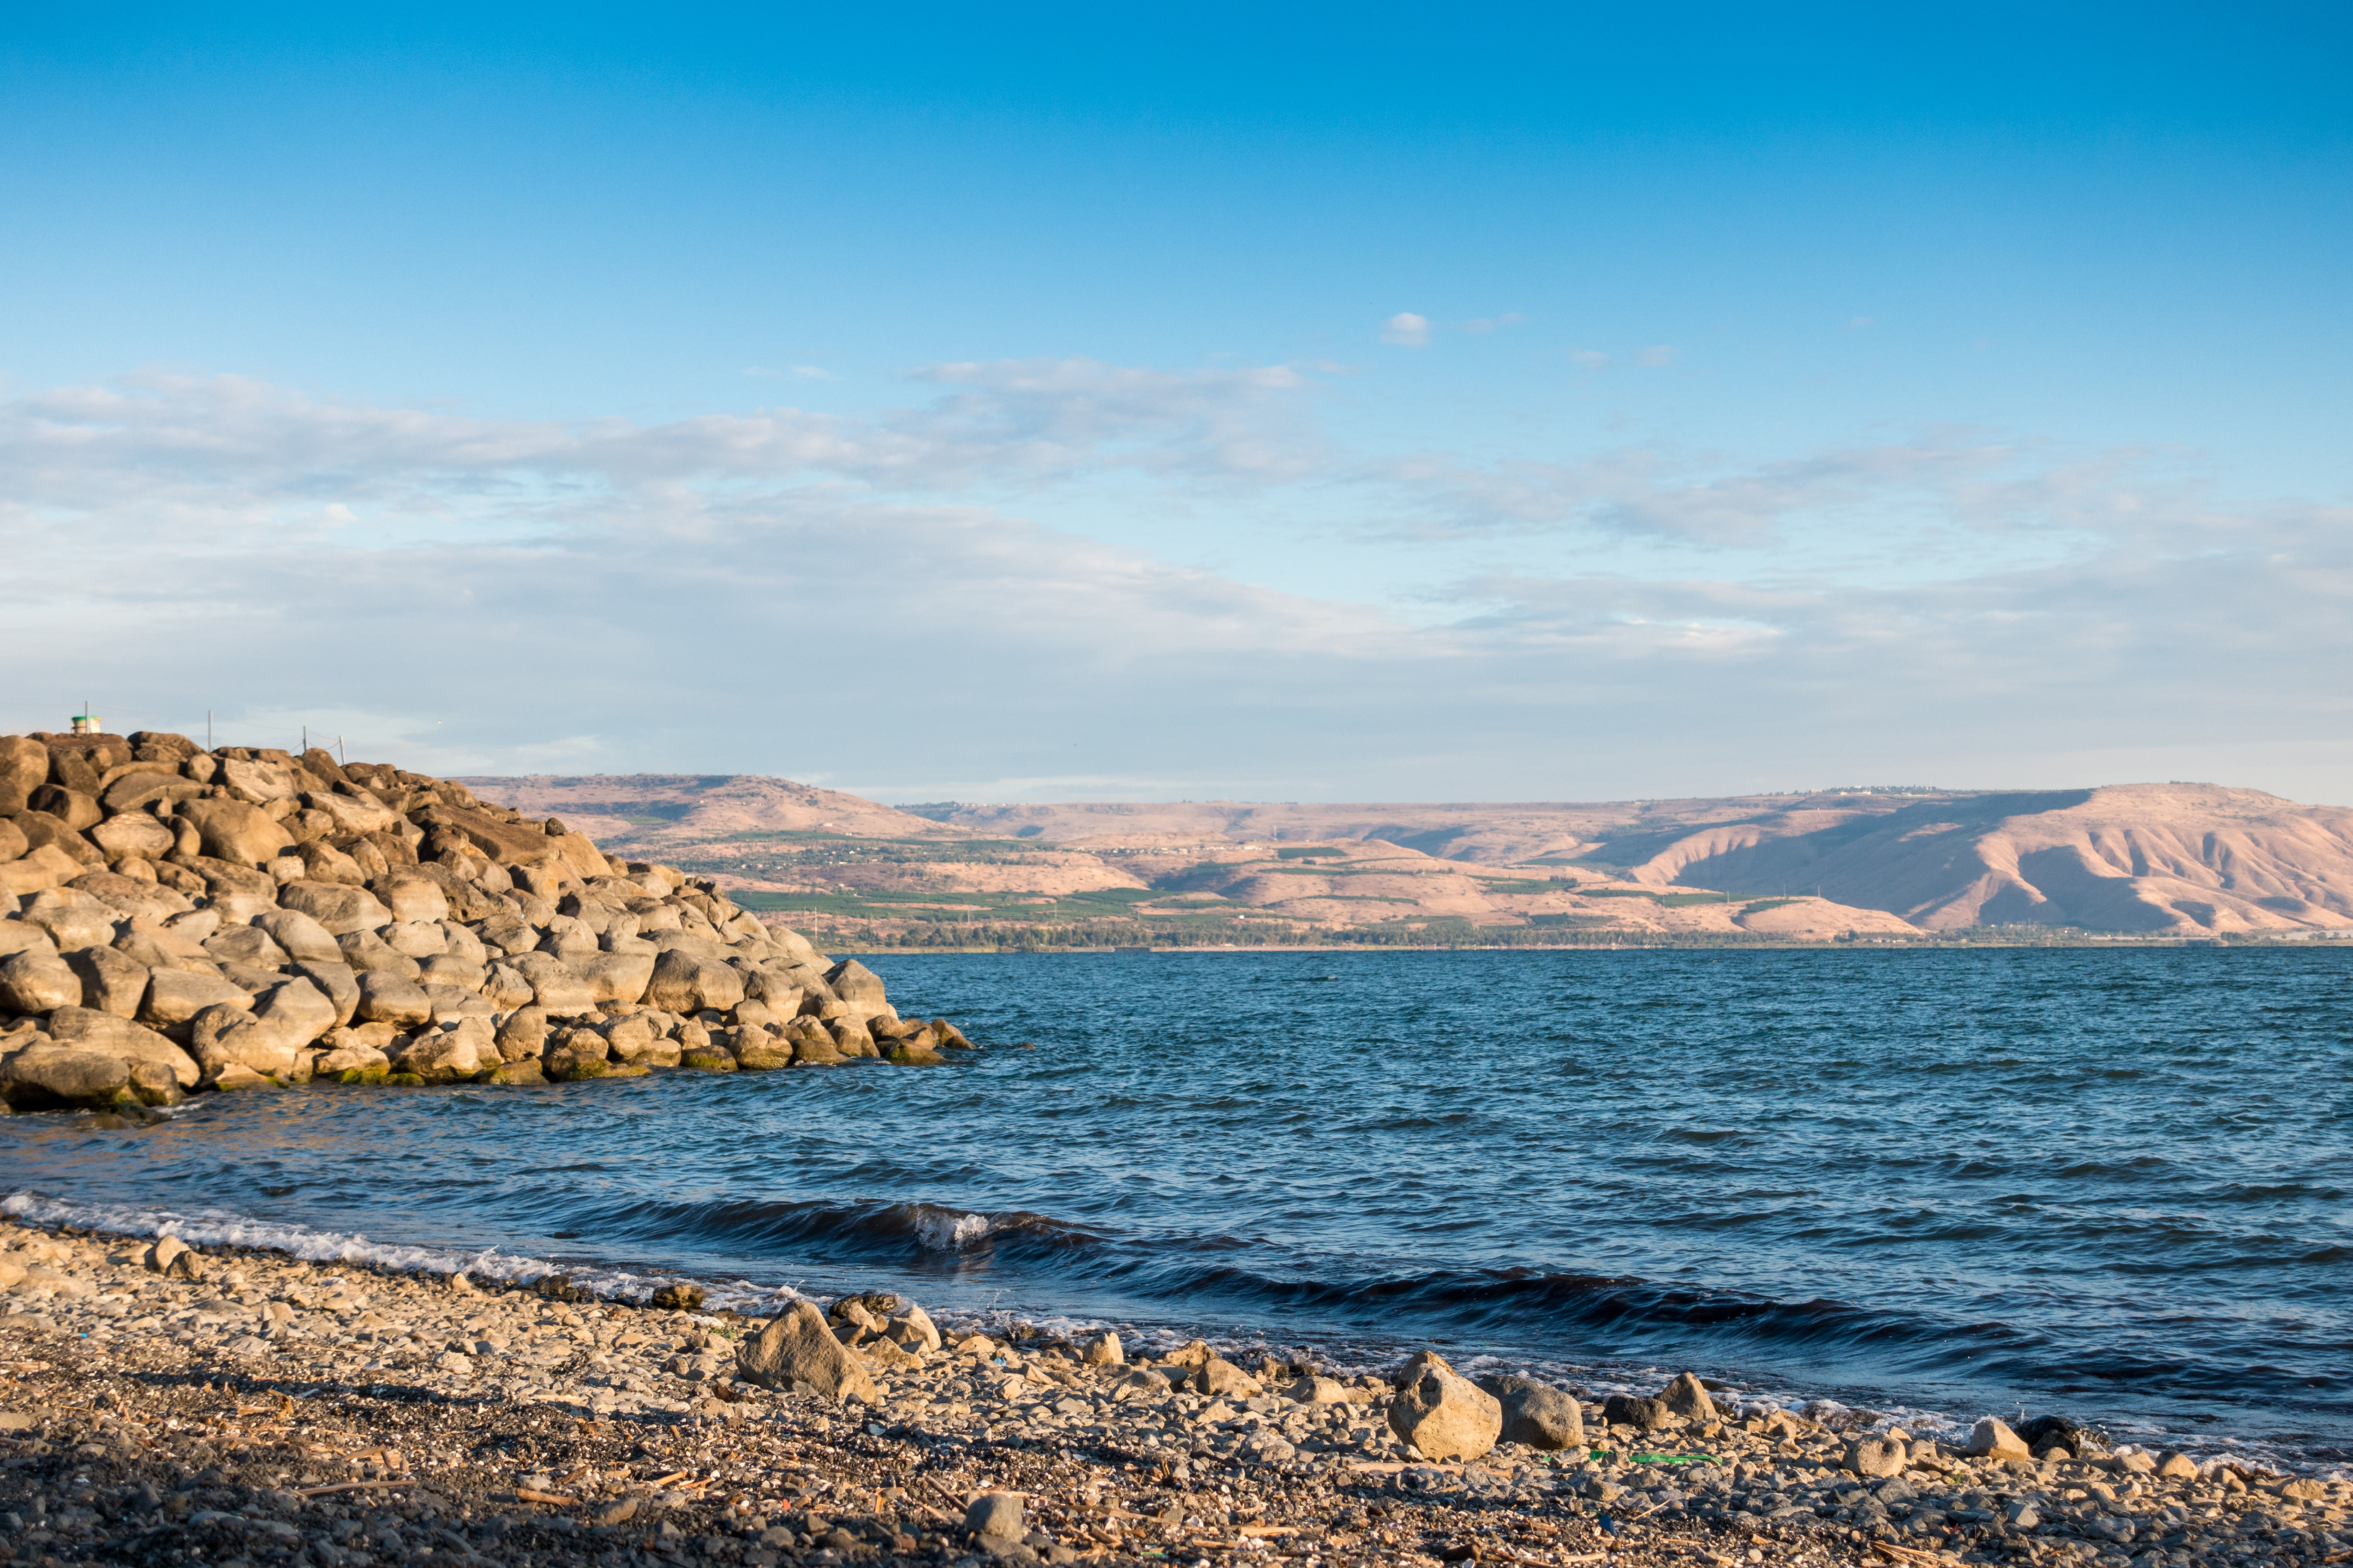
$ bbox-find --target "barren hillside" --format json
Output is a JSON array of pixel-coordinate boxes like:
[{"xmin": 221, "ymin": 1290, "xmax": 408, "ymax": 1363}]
[{"xmin": 453, "ymin": 775, "xmax": 2353, "ymax": 942}]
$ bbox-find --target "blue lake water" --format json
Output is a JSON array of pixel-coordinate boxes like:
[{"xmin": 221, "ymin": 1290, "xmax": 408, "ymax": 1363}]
[{"xmin": 5, "ymin": 947, "xmax": 2348, "ymax": 1465}]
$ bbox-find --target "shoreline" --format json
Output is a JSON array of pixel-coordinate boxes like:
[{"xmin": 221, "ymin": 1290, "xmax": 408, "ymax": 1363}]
[
  {"xmin": 4, "ymin": 1217, "xmax": 2348, "ymax": 1568},
  {"xmin": 2, "ymin": 1176, "xmax": 2341, "ymax": 1482}
]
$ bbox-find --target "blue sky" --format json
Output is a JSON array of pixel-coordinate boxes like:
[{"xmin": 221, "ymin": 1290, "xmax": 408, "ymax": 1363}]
[{"xmin": 4, "ymin": 4, "xmax": 2350, "ymax": 802}]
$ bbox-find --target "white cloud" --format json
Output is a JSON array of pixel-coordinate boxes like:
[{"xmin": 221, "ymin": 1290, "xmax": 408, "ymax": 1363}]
[
  {"xmin": 1459, "ymin": 313, "xmax": 1528, "ymax": 334},
  {"xmin": 1380, "ymin": 312, "xmax": 1431, "ymax": 347},
  {"xmin": 1, "ymin": 364, "xmax": 2346, "ymax": 802},
  {"xmin": 1636, "ymin": 344, "xmax": 1678, "ymax": 367},
  {"xmin": 1568, "ymin": 349, "xmax": 1609, "ymax": 369}
]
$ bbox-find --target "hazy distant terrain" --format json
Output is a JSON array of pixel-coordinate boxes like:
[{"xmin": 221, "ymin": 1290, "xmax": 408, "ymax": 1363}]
[{"xmin": 455, "ymin": 775, "xmax": 2353, "ymax": 946}]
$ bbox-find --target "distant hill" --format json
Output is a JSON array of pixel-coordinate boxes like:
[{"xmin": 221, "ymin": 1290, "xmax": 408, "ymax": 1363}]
[{"xmin": 454, "ymin": 775, "xmax": 2353, "ymax": 941}]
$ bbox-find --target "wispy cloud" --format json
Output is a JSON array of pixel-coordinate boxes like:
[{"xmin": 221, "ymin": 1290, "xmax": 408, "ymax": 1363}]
[
  {"xmin": 1380, "ymin": 312, "xmax": 1431, "ymax": 347},
  {"xmin": 1, "ymin": 364, "xmax": 2344, "ymax": 801}
]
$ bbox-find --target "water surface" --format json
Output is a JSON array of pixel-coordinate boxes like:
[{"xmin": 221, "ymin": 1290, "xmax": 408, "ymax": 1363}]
[{"xmin": 5, "ymin": 948, "xmax": 2347, "ymax": 1463}]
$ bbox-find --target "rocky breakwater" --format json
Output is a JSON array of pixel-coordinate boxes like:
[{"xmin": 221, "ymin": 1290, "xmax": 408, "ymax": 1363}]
[{"xmin": 0, "ymin": 730, "xmax": 972, "ymax": 1111}]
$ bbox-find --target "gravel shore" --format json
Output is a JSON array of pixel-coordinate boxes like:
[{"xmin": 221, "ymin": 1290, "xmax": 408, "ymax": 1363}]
[{"xmin": 2, "ymin": 1217, "xmax": 2345, "ymax": 1568}]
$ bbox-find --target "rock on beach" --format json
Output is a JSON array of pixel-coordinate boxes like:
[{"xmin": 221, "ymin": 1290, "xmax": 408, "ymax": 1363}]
[{"xmin": 0, "ymin": 728, "xmax": 979, "ymax": 1109}]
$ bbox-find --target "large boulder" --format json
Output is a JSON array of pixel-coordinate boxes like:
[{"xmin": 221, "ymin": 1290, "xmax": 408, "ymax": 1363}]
[
  {"xmin": 507, "ymin": 952, "xmax": 596, "ymax": 1014},
  {"xmin": 354, "ymin": 971, "xmax": 434, "ymax": 1028},
  {"xmin": 646, "ymin": 948, "xmax": 745, "ymax": 1014},
  {"xmin": 0, "ymin": 1045, "xmax": 132, "ymax": 1109},
  {"xmin": 303, "ymin": 790, "xmax": 400, "ymax": 837},
  {"xmin": 1478, "ymin": 1375, "xmax": 1586, "ymax": 1451},
  {"xmin": 1387, "ymin": 1350, "xmax": 1502, "ymax": 1462},
  {"xmin": 18, "ymin": 890, "xmax": 116, "ymax": 951},
  {"xmin": 254, "ymin": 908, "xmax": 342, "ymax": 964},
  {"xmin": 26, "ymin": 784, "xmax": 102, "ymax": 831},
  {"xmin": 389, "ymin": 1019, "xmax": 491, "ymax": 1082},
  {"xmin": 0, "ymin": 922, "xmax": 56, "ymax": 959},
  {"xmin": 824, "ymin": 959, "xmax": 889, "ymax": 1014},
  {"xmin": 139, "ymin": 968, "xmax": 256, "ymax": 1028},
  {"xmin": 372, "ymin": 871, "xmax": 450, "ymax": 925},
  {"xmin": 291, "ymin": 960, "xmax": 361, "ymax": 1027},
  {"xmin": 88, "ymin": 811, "xmax": 174, "ymax": 861},
  {"xmin": 217, "ymin": 757, "xmax": 300, "ymax": 801},
  {"xmin": 570, "ymin": 950, "xmax": 654, "ymax": 1005},
  {"xmin": 279, "ymin": 881, "xmax": 394, "ymax": 935},
  {"xmin": 204, "ymin": 924, "xmax": 291, "ymax": 970},
  {"xmin": 0, "ymin": 948, "xmax": 81, "ymax": 1013},
  {"xmin": 64, "ymin": 946, "xmax": 150, "ymax": 1018},
  {"xmin": 13, "ymin": 811, "xmax": 103, "ymax": 869},
  {"xmin": 736, "ymin": 1300, "xmax": 881, "ymax": 1404},
  {"xmin": 174, "ymin": 799, "xmax": 294, "ymax": 867},
  {"xmin": 337, "ymin": 928, "xmax": 422, "ymax": 978},
  {"xmin": 0, "ymin": 842, "xmax": 86, "ymax": 897},
  {"xmin": 47, "ymin": 1007, "xmax": 201, "ymax": 1087},
  {"xmin": 0, "ymin": 736, "xmax": 48, "ymax": 816},
  {"xmin": 0, "ymin": 817, "xmax": 28, "ymax": 864}
]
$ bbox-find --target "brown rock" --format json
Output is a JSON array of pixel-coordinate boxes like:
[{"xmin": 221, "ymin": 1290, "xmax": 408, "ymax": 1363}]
[
  {"xmin": 63, "ymin": 946, "xmax": 149, "ymax": 1018},
  {"xmin": 0, "ymin": 948, "xmax": 82, "ymax": 1013},
  {"xmin": 645, "ymin": 948, "xmax": 746, "ymax": 1014},
  {"xmin": 336, "ymin": 927, "xmax": 422, "ymax": 978},
  {"xmin": 0, "ymin": 737, "xmax": 48, "ymax": 816},
  {"xmin": 1660, "ymin": 1371, "xmax": 1718, "ymax": 1422},
  {"xmin": 254, "ymin": 907, "xmax": 342, "ymax": 964},
  {"xmin": 570, "ymin": 949, "xmax": 655, "ymax": 1005},
  {"xmin": 736, "ymin": 1300, "xmax": 881, "ymax": 1404},
  {"xmin": 354, "ymin": 971, "xmax": 435, "ymax": 1028},
  {"xmin": 372, "ymin": 870, "xmax": 450, "ymax": 924},
  {"xmin": 294, "ymin": 840, "xmax": 368, "ymax": 885},
  {"xmin": 0, "ymin": 1045, "xmax": 132, "ymax": 1110},
  {"xmin": 1965, "ymin": 1416, "xmax": 2033, "ymax": 1462},
  {"xmin": 279, "ymin": 879, "xmax": 394, "ymax": 935},
  {"xmin": 1388, "ymin": 1350, "xmax": 1503, "ymax": 1461},
  {"xmin": 14, "ymin": 811, "xmax": 105, "ymax": 867},
  {"xmin": 27, "ymin": 784, "xmax": 102, "ymax": 831},
  {"xmin": 0, "ymin": 816, "xmax": 25, "ymax": 864},
  {"xmin": 45, "ymin": 1007, "xmax": 201, "ymax": 1088},
  {"xmin": 86, "ymin": 811, "xmax": 176, "ymax": 861},
  {"xmin": 139, "ymin": 968, "xmax": 256, "ymax": 1028},
  {"xmin": 174, "ymin": 799, "xmax": 296, "ymax": 867},
  {"xmin": 0, "ymin": 843, "xmax": 87, "ymax": 896},
  {"xmin": 824, "ymin": 958, "xmax": 890, "ymax": 1014}
]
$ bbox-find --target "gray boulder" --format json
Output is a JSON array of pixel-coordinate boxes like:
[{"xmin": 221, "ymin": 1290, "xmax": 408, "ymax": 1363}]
[{"xmin": 1477, "ymin": 1374, "xmax": 1585, "ymax": 1450}]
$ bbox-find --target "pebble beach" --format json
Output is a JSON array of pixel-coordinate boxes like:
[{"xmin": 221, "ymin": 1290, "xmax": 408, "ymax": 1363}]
[{"xmin": 3, "ymin": 1217, "xmax": 2347, "ymax": 1568}]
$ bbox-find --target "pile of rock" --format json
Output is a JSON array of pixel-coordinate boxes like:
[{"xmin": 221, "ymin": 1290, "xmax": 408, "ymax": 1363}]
[{"xmin": 0, "ymin": 730, "xmax": 972, "ymax": 1111}]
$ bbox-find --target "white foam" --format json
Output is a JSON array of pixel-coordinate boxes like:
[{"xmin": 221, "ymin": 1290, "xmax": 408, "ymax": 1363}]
[
  {"xmin": 0, "ymin": 1191, "xmax": 809, "ymax": 1315},
  {"xmin": 913, "ymin": 1207, "xmax": 994, "ymax": 1252}
]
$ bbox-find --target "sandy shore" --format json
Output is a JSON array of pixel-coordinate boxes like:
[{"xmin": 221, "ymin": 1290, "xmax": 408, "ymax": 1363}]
[{"xmin": 0, "ymin": 1217, "xmax": 2344, "ymax": 1568}]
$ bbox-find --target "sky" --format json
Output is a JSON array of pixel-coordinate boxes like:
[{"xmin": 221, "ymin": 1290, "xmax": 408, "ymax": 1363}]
[{"xmin": 3, "ymin": 3, "xmax": 2350, "ymax": 804}]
